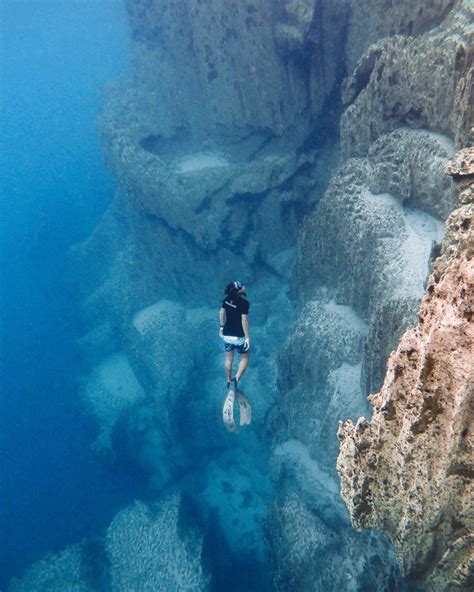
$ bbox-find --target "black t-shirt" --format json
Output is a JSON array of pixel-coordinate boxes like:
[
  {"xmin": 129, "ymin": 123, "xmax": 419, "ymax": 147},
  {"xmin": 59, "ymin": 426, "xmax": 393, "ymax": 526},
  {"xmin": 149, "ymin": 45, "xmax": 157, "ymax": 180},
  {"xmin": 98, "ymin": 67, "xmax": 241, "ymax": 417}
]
[{"xmin": 222, "ymin": 296, "xmax": 250, "ymax": 337}]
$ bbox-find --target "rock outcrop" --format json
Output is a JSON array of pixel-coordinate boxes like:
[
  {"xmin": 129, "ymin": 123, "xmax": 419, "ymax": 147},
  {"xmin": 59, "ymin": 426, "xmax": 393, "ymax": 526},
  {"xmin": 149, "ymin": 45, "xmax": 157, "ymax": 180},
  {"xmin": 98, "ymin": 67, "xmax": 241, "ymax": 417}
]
[
  {"xmin": 10, "ymin": 495, "xmax": 209, "ymax": 592},
  {"xmin": 338, "ymin": 149, "xmax": 473, "ymax": 589}
]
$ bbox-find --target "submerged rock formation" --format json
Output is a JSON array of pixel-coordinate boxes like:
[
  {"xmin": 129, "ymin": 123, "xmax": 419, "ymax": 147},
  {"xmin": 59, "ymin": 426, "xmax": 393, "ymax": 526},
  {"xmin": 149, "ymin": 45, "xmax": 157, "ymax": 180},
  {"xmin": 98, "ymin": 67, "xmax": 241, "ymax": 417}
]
[
  {"xmin": 10, "ymin": 495, "xmax": 209, "ymax": 592},
  {"xmin": 11, "ymin": 0, "xmax": 473, "ymax": 590},
  {"xmin": 67, "ymin": 0, "xmax": 346, "ymax": 588},
  {"xmin": 337, "ymin": 150, "xmax": 473, "ymax": 589},
  {"xmin": 268, "ymin": 1, "xmax": 472, "ymax": 591}
]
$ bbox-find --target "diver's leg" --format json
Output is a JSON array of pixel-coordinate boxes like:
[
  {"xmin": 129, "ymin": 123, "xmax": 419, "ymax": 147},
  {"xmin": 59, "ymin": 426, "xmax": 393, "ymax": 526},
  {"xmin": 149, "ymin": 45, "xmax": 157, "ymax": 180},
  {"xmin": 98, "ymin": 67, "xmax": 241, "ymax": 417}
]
[
  {"xmin": 235, "ymin": 352, "xmax": 249, "ymax": 382},
  {"xmin": 225, "ymin": 351, "xmax": 234, "ymax": 385}
]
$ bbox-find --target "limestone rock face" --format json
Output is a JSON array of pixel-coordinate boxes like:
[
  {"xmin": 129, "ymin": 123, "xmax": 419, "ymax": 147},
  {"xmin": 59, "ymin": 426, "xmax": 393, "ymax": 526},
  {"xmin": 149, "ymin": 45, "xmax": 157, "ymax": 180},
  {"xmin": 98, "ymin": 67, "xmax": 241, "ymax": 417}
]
[
  {"xmin": 341, "ymin": 9, "xmax": 473, "ymax": 159},
  {"xmin": 63, "ymin": 0, "xmax": 473, "ymax": 590},
  {"xmin": 124, "ymin": 0, "xmax": 309, "ymax": 138},
  {"xmin": 266, "ymin": 492, "xmax": 404, "ymax": 592},
  {"xmin": 292, "ymin": 155, "xmax": 445, "ymax": 395},
  {"xmin": 337, "ymin": 152, "xmax": 474, "ymax": 589},
  {"xmin": 269, "ymin": 2, "xmax": 471, "ymax": 590},
  {"xmin": 368, "ymin": 128, "xmax": 456, "ymax": 220},
  {"xmin": 345, "ymin": 0, "xmax": 458, "ymax": 74},
  {"xmin": 277, "ymin": 300, "xmax": 369, "ymax": 468},
  {"xmin": 445, "ymin": 146, "xmax": 474, "ymax": 204},
  {"xmin": 106, "ymin": 496, "xmax": 209, "ymax": 591}
]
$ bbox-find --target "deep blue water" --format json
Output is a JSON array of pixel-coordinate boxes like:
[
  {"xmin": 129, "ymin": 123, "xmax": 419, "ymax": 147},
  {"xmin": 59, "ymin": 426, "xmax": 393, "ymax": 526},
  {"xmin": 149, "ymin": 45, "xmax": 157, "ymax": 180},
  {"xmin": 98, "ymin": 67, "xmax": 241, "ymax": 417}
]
[{"xmin": 0, "ymin": 2, "xmax": 145, "ymax": 587}]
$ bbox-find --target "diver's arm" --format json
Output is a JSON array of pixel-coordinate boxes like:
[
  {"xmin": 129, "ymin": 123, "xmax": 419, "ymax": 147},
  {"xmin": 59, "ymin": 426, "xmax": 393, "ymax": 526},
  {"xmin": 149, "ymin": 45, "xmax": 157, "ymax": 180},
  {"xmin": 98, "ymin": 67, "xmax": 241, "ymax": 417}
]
[
  {"xmin": 242, "ymin": 314, "xmax": 250, "ymax": 347},
  {"xmin": 219, "ymin": 307, "xmax": 226, "ymax": 335}
]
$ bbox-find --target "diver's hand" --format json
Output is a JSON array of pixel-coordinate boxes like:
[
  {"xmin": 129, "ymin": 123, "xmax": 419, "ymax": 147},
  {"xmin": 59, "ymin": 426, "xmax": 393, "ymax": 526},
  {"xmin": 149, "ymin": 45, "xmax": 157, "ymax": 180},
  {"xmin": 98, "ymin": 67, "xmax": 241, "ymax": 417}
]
[
  {"xmin": 244, "ymin": 338, "xmax": 250, "ymax": 351},
  {"xmin": 219, "ymin": 327, "xmax": 224, "ymax": 338}
]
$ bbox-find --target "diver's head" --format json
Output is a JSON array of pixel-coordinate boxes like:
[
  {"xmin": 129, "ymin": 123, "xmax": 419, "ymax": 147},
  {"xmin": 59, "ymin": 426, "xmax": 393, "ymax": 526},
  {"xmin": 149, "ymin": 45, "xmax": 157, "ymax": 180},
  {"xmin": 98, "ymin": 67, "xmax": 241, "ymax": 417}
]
[{"xmin": 225, "ymin": 280, "xmax": 245, "ymax": 297}]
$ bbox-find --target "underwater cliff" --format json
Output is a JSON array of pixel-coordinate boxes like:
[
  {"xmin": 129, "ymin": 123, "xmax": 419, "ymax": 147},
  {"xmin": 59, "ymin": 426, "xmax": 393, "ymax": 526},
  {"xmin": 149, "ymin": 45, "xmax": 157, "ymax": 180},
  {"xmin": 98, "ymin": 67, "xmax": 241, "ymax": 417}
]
[{"xmin": 6, "ymin": 0, "xmax": 473, "ymax": 591}]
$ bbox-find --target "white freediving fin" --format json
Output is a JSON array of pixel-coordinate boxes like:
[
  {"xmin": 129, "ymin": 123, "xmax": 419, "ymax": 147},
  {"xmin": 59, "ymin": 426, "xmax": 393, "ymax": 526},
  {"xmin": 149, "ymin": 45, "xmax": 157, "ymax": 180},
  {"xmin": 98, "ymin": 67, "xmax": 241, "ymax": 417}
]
[
  {"xmin": 223, "ymin": 388, "xmax": 237, "ymax": 432},
  {"xmin": 236, "ymin": 390, "xmax": 252, "ymax": 426}
]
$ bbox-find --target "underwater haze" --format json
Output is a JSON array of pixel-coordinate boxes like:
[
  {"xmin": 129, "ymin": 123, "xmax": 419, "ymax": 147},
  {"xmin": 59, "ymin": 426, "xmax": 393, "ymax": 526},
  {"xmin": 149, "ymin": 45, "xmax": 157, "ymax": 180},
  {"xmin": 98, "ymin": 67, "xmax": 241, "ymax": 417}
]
[{"xmin": 0, "ymin": 1, "xmax": 141, "ymax": 587}]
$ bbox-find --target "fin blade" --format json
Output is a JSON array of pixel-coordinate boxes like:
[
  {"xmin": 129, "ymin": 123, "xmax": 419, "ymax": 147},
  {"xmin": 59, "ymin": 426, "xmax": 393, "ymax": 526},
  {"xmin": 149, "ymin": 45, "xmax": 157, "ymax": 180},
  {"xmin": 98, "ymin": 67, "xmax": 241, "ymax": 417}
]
[{"xmin": 236, "ymin": 390, "xmax": 252, "ymax": 426}]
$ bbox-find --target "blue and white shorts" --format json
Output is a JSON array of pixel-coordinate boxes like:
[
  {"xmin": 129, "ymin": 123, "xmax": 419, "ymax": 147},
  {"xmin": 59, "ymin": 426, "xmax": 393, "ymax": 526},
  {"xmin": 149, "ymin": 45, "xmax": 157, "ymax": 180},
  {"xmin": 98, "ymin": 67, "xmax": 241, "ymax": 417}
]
[{"xmin": 222, "ymin": 335, "xmax": 249, "ymax": 354}]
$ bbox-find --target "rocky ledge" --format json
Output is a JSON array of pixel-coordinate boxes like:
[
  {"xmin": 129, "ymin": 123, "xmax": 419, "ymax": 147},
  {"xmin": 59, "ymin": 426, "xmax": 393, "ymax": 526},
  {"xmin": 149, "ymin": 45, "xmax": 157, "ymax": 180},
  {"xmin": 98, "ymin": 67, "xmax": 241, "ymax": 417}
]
[{"xmin": 337, "ymin": 148, "xmax": 474, "ymax": 590}]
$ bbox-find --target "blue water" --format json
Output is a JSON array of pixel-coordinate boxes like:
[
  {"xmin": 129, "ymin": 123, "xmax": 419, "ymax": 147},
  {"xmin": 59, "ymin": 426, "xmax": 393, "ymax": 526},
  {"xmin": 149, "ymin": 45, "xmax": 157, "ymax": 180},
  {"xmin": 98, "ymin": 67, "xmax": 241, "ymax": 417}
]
[{"xmin": 0, "ymin": 1, "xmax": 145, "ymax": 587}]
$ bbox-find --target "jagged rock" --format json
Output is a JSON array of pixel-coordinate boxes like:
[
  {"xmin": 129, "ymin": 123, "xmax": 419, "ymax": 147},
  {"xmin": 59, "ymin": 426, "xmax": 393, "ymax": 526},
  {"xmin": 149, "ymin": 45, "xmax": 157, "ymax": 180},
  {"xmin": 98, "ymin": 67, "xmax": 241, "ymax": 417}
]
[
  {"xmin": 293, "ymin": 157, "xmax": 445, "ymax": 311},
  {"xmin": 292, "ymin": 153, "xmax": 444, "ymax": 393},
  {"xmin": 270, "ymin": 4, "xmax": 470, "ymax": 589},
  {"xmin": 341, "ymin": 5, "xmax": 473, "ymax": 158},
  {"xmin": 61, "ymin": 0, "xmax": 473, "ymax": 590},
  {"xmin": 368, "ymin": 128, "xmax": 455, "ymax": 220},
  {"xmin": 345, "ymin": 0, "xmax": 458, "ymax": 74},
  {"xmin": 337, "ymin": 194, "xmax": 474, "ymax": 588},
  {"xmin": 445, "ymin": 146, "xmax": 474, "ymax": 205},
  {"xmin": 444, "ymin": 146, "xmax": 474, "ymax": 177}
]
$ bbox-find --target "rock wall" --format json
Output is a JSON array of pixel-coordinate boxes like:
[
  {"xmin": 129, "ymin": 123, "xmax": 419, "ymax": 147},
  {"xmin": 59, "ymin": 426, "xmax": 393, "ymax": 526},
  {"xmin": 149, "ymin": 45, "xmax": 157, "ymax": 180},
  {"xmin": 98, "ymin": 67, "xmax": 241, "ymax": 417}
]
[
  {"xmin": 269, "ymin": 1, "xmax": 473, "ymax": 590},
  {"xmin": 338, "ymin": 149, "xmax": 473, "ymax": 589}
]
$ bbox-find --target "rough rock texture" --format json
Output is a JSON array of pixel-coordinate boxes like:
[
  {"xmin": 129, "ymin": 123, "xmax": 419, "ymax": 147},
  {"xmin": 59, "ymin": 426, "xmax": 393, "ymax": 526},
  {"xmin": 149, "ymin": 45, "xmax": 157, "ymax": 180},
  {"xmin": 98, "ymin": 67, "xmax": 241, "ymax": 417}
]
[
  {"xmin": 345, "ymin": 0, "xmax": 458, "ymax": 74},
  {"xmin": 368, "ymin": 128, "xmax": 456, "ymax": 220},
  {"xmin": 269, "ymin": 2, "xmax": 473, "ymax": 591},
  {"xmin": 338, "ymin": 158, "xmax": 473, "ymax": 588},
  {"xmin": 16, "ymin": 497, "xmax": 208, "ymax": 592},
  {"xmin": 10, "ymin": 495, "xmax": 209, "ymax": 592},
  {"xmin": 342, "ymin": 3, "xmax": 473, "ymax": 157},
  {"xmin": 106, "ymin": 496, "xmax": 209, "ymax": 591},
  {"xmin": 277, "ymin": 301, "xmax": 369, "ymax": 467},
  {"xmin": 285, "ymin": 155, "xmax": 445, "ymax": 463},
  {"xmin": 265, "ymin": 439, "xmax": 406, "ymax": 590},
  {"xmin": 266, "ymin": 492, "xmax": 405, "ymax": 592}
]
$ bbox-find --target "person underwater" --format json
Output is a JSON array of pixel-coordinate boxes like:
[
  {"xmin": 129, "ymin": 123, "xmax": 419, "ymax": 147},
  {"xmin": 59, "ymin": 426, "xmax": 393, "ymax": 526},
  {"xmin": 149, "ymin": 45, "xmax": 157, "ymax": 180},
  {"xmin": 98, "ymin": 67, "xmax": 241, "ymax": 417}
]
[
  {"xmin": 219, "ymin": 280, "xmax": 250, "ymax": 390},
  {"xmin": 219, "ymin": 280, "xmax": 252, "ymax": 431}
]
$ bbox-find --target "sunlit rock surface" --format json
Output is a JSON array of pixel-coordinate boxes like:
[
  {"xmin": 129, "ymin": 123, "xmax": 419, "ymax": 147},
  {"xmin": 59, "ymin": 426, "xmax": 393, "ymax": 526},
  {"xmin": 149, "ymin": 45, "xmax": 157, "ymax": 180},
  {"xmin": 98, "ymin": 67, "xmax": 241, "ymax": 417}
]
[{"xmin": 338, "ymin": 152, "xmax": 473, "ymax": 588}]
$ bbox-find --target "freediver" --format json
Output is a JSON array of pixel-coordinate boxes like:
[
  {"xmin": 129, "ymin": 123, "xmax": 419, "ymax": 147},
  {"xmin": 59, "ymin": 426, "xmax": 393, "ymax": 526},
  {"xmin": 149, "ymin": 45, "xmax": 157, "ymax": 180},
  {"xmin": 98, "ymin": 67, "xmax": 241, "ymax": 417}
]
[{"xmin": 219, "ymin": 280, "xmax": 250, "ymax": 391}]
